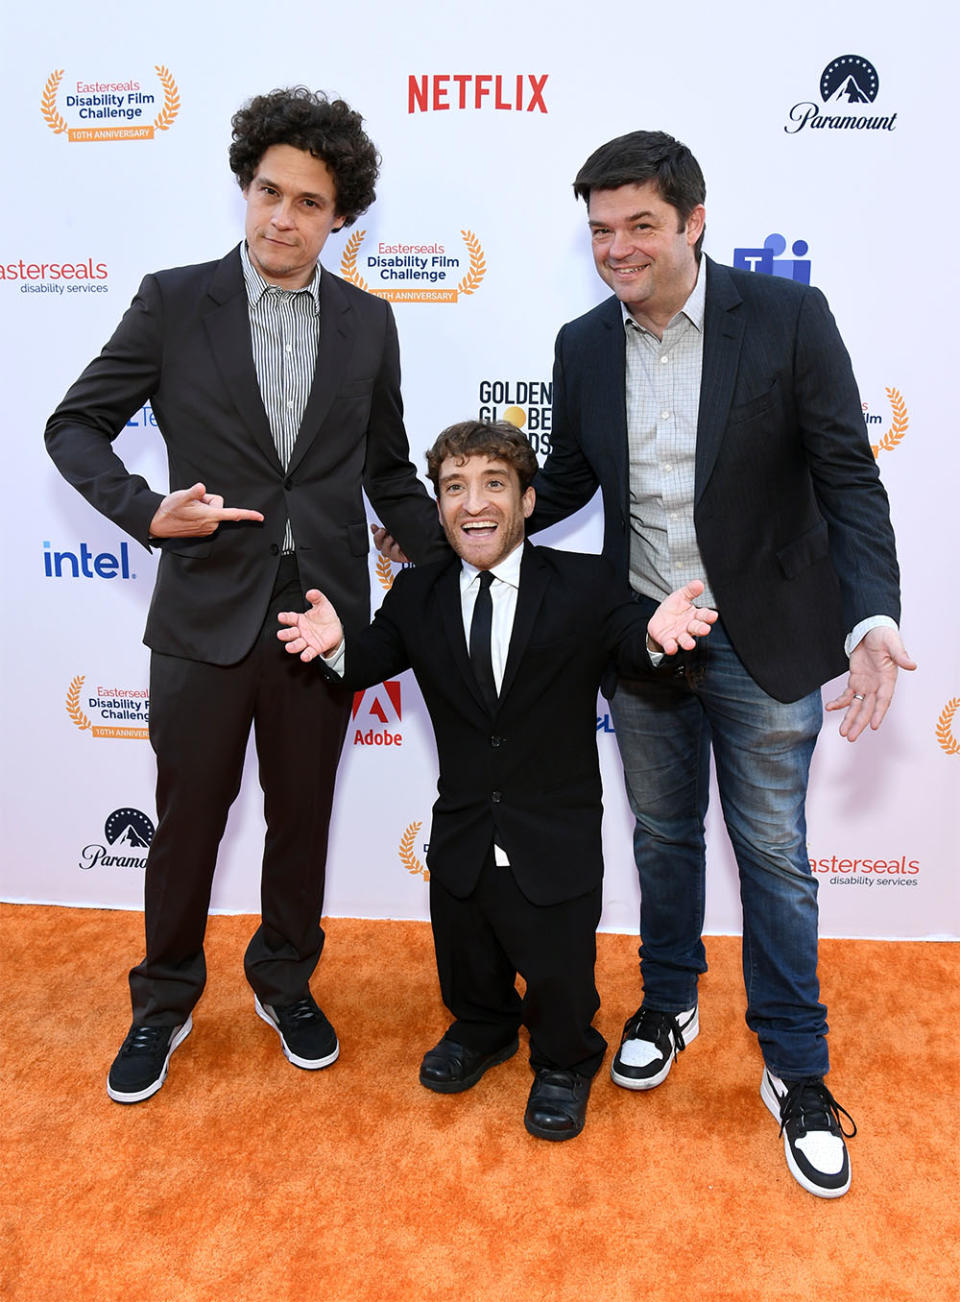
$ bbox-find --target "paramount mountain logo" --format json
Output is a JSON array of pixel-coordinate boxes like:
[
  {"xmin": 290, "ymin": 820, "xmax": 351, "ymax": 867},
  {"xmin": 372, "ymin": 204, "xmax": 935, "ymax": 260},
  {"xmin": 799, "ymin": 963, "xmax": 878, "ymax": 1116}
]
[
  {"xmin": 785, "ymin": 55, "xmax": 897, "ymax": 134},
  {"xmin": 79, "ymin": 807, "xmax": 154, "ymax": 870}
]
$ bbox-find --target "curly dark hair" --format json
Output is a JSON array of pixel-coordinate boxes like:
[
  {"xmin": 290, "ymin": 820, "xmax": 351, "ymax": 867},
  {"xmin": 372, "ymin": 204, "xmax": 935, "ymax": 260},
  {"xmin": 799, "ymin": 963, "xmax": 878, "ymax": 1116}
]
[
  {"xmin": 229, "ymin": 87, "xmax": 379, "ymax": 224},
  {"xmin": 426, "ymin": 421, "xmax": 539, "ymax": 493}
]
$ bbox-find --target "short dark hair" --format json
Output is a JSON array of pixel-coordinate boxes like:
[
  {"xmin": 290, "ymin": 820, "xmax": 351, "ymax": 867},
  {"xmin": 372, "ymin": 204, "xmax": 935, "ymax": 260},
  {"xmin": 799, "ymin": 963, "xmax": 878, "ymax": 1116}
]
[
  {"xmin": 426, "ymin": 421, "xmax": 539, "ymax": 493},
  {"xmin": 229, "ymin": 87, "xmax": 379, "ymax": 224},
  {"xmin": 574, "ymin": 130, "xmax": 707, "ymax": 259}
]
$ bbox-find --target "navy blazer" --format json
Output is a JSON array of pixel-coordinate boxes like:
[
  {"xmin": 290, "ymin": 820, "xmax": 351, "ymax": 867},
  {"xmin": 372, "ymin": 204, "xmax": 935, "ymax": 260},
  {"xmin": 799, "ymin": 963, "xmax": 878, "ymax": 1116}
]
[
  {"xmin": 328, "ymin": 543, "xmax": 650, "ymax": 906},
  {"xmin": 45, "ymin": 247, "xmax": 446, "ymax": 663},
  {"xmin": 528, "ymin": 257, "xmax": 901, "ymax": 702}
]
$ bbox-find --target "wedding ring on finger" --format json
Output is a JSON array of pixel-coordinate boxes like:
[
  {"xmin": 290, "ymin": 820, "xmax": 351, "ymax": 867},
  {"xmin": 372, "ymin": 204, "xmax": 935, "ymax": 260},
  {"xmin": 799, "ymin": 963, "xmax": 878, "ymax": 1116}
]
[{"xmin": 853, "ymin": 693, "xmax": 866, "ymax": 701}]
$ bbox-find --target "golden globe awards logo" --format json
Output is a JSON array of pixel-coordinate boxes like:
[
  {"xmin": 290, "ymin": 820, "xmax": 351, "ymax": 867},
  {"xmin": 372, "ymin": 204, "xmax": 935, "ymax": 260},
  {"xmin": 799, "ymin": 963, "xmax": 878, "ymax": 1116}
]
[
  {"xmin": 862, "ymin": 387, "xmax": 909, "ymax": 459},
  {"xmin": 399, "ymin": 820, "xmax": 429, "ymax": 880},
  {"xmin": 341, "ymin": 231, "xmax": 485, "ymax": 303},
  {"xmin": 478, "ymin": 379, "xmax": 553, "ymax": 458},
  {"xmin": 41, "ymin": 66, "xmax": 180, "ymax": 142}
]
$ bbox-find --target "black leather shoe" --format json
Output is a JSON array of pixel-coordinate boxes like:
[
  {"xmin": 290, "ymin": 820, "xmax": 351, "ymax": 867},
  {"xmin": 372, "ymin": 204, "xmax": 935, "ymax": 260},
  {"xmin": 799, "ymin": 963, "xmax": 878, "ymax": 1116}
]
[
  {"xmin": 419, "ymin": 1034, "xmax": 519, "ymax": 1093},
  {"xmin": 524, "ymin": 1068, "xmax": 592, "ymax": 1141}
]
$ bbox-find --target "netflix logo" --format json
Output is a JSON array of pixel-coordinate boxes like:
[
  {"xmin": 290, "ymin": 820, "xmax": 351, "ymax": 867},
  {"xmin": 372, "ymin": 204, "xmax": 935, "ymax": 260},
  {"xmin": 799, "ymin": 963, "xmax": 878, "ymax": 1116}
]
[{"xmin": 408, "ymin": 74, "xmax": 548, "ymax": 114}]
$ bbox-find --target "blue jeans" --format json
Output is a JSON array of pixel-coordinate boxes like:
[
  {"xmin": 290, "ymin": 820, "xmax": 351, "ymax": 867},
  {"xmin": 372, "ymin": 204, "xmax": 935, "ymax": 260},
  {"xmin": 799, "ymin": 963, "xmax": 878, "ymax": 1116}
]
[{"xmin": 609, "ymin": 611, "xmax": 828, "ymax": 1079}]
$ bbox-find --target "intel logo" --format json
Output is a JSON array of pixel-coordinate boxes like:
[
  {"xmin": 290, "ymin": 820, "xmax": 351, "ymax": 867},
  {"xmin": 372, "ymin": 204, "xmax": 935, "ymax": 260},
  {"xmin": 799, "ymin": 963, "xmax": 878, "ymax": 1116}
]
[{"xmin": 42, "ymin": 540, "xmax": 134, "ymax": 579}]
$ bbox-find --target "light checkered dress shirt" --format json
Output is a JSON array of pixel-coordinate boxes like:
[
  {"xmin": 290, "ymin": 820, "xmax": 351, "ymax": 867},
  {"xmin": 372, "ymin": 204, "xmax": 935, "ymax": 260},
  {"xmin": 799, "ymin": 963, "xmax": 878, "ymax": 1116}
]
[
  {"xmin": 240, "ymin": 241, "xmax": 321, "ymax": 554},
  {"xmin": 623, "ymin": 259, "xmax": 715, "ymax": 608}
]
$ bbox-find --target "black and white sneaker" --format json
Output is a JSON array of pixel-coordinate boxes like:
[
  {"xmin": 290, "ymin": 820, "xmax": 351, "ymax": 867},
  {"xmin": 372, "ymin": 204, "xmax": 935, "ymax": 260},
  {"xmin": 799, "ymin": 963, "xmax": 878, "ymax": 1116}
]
[
  {"xmin": 107, "ymin": 1016, "xmax": 193, "ymax": 1104},
  {"xmin": 611, "ymin": 1004, "xmax": 698, "ymax": 1090},
  {"xmin": 761, "ymin": 1070, "xmax": 856, "ymax": 1198},
  {"xmin": 255, "ymin": 994, "xmax": 339, "ymax": 1070}
]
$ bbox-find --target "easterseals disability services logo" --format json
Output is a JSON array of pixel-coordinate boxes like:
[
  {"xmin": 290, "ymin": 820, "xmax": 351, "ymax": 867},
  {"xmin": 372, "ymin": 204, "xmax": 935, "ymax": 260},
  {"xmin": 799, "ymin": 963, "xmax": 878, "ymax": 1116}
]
[
  {"xmin": 2, "ymin": 256, "xmax": 109, "ymax": 297},
  {"xmin": 352, "ymin": 682, "xmax": 403, "ymax": 748},
  {"xmin": 79, "ymin": 807, "xmax": 154, "ymax": 871},
  {"xmin": 407, "ymin": 74, "xmax": 549, "ymax": 114},
  {"xmin": 810, "ymin": 848, "xmax": 921, "ymax": 889},
  {"xmin": 41, "ymin": 66, "xmax": 180, "ymax": 143},
  {"xmin": 785, "ymin": 55, "xmax": 898, "ymax": 135},
  {"xmin": 341, "ymin": 231, "xmax": 485, "ymax": 304},
  {"xmin": 478, "ymin": 379, "xmax": 553, "ymax": 459},
  {"xmin": 936, "ymin": 698, "xmax": 960, "ymax": 756},
  {"xmin": 398, "ymin": 819, "xmax": 429, "ymax": 881},
  {"xmin": 862, "ymin": 388, "xmax": 909, "ymax": 459},
  {"xmin": 66, "ymin": 675, "xmax": 149, "ymax": 740}
]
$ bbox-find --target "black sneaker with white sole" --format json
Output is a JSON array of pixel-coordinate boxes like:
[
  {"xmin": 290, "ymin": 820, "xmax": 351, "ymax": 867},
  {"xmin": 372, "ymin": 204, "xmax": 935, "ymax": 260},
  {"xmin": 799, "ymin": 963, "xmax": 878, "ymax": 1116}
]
[
  {"xmin": 255, "ymin": 993, "xmax": 339, "ymax": 1069},
  {"xmin": 761, "ymin": 1069, "xmax": 856, "ymax": 1198},
  {"xmin": 611, "ymin": 1004, "xmax": 699, "ymax": 1090},
  {"xmin": 107, "ymin": 1016, "xmax": 193, "ymax": 1103}
]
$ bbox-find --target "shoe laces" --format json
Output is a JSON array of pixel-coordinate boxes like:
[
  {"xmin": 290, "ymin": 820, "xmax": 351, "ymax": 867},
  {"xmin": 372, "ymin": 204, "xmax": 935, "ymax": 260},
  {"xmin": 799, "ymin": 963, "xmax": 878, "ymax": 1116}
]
[
  {"xmin": 274, "ymin": 996, "xmax": 320, "ymax": 1025},
  {"xmin": 778, "ymin": 1077, "xmax": 857, "ymax": 1140},
  {"xmin": 119, "ymin": 1025, "xmax": 171, "ymax": 1058},
  {"xmin": 621, "ymin": 1006, "xmax": 688, "ymax": 1060}
]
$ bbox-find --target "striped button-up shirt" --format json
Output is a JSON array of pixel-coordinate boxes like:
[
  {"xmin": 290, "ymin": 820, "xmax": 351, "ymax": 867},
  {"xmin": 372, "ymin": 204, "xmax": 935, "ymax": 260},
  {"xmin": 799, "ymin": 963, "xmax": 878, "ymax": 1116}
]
[{"xmin": 240, "ymin": 241, "xmax": 321, "ymax": 553}]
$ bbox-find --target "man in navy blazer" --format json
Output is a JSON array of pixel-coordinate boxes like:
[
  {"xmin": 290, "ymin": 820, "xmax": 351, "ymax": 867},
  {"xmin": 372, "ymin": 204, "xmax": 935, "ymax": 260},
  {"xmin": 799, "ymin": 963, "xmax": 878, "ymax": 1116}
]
[
  {"xmin": 45, "ymin": 89, "xmax": 446, "ymax": 1105},
  {"xmin": 527, "ymin": 130, "xmax": 914, "ymax": 1195},
  {"xmin": 278, "ymin": 420, "xmax": 717, "ymax": 1141}
]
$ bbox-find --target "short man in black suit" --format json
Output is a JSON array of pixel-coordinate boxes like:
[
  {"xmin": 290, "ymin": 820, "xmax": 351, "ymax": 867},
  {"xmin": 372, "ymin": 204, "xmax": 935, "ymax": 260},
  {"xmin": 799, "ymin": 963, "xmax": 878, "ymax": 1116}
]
[
  {"xmin": 278, "ymin": 420, "xmax": 716, "ymax": 1140},
  {"xmin": 527, "ymin": 130, "xmax": 914, "ymax": 1193},
  {"xmin": 45, "ymin": 88, "xmax": 446, "ymax": 1103}
]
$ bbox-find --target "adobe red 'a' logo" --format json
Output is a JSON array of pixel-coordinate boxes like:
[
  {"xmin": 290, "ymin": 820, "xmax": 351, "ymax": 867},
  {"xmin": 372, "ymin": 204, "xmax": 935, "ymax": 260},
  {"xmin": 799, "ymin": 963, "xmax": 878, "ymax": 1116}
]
[{"xmin": 352, "ymin": 681, "xmax": 403, "ymax": 747}]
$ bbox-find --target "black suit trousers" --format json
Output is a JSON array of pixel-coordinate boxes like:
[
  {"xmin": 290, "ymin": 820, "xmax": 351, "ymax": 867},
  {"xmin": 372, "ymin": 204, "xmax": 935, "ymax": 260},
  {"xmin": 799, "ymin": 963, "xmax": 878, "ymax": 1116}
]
[
  {"xmin": 429, "ymin": 856, "xmax": 607, "ymax": 1077},
  {"xmin": 129, "ymin": 559, "xmax": 353, "ymax": 1024}
]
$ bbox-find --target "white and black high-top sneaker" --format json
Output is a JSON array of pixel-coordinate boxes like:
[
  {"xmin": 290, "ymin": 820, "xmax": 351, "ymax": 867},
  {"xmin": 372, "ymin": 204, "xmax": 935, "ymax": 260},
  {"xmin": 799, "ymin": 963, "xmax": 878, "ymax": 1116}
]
[
  {"xmin": 762, "ymin": 1070, "xmax": 857, "ymax": 1198},
  {"xmin": 610, "ymin": 1004, "xmax": 699, "ymax": 1090}
]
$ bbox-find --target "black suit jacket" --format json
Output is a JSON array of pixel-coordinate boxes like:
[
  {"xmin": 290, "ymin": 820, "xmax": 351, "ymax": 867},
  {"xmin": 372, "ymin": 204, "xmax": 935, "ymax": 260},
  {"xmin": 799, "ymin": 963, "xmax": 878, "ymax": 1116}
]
[
  {"xmin": 330, "ymin": 543, "xmax": 650, "ymax": 906},
  {"xmin": 528, "ymin": 257, "xmax": 901, "ymax": 702},
  {"xmin": 45, "ymin": 246, "xmax": 446, "ymax": 663}
]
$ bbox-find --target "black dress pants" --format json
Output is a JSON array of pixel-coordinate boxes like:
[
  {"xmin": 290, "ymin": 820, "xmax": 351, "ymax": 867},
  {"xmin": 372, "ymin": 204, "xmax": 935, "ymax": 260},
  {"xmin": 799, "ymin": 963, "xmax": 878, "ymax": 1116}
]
[
  {"xmin": 429, "ymin": 854, "xmax": 607, "ymax": 1077},
  {"xmin": 129, "ymin": 559, "xmax": 352, "ymax": 1024}
]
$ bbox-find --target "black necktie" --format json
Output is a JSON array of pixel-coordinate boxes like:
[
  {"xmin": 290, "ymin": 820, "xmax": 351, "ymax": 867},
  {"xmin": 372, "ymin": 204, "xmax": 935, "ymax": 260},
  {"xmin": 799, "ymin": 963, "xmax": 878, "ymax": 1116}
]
[{"xmin": 469, "ymin": 570, "xmax": 498, "ymax": 712}]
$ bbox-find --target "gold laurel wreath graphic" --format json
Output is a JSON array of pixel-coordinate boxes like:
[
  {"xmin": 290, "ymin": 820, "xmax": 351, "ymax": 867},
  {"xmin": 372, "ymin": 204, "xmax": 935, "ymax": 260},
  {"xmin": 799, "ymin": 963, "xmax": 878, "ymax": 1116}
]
[
  {"xmin": 66, "ymin": 675, "xmax": 92, "ymax": 731},
  {"xmin": 152, "ymin": 65, "xmax": 180, "ymax": 131},
  {"xmin": 340, "ymin": 229, "xmax": 369, "ymax": 291},
  {"xmin": 41, "ymin": 70, "xmax": 68, "ymax": 134},
  {"xmin": 399, "ymin": 820, "xmax": 428, "ymax": 880},
  {"xmin": 936, "ymin": 698, "xmax": 960, "ymax": 756},
  {"xmin": 871, "ymin": 387, "xmax": 909, "ymax": 458},
  {"xmin": 457, "ymin": 230, "xmax": 486, "ymax": 296},
  {"xmin": 375, "ymin": 555, "xmax": 395, "ymax": 590}
]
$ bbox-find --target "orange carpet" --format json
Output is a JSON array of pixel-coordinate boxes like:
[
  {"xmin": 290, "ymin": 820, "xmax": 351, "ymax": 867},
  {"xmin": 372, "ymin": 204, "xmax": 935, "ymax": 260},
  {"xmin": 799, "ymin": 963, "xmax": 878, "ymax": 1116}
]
[{"xmin": 2, "ymin": 904, "xmax": 957, "ymax": 1301}]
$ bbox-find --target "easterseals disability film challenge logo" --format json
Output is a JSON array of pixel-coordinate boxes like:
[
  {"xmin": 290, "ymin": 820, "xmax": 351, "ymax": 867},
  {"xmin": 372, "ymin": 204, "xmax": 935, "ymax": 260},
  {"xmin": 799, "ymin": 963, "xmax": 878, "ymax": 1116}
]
[
  {"xmin": 936, "ymin": 698, "xmax": 959, "ymax": 756},
  {"xmin": 79, "ymin": 807, "xmax": 154, "ymax": 871},
  {"xmin": 398, "ymin": 819, "xmax": 429, "ymax": 881},
  {"xmin": 785, "ymin": 55, "xmax": 898, "ymax": 134},
  {"xmin": 341, "ymin": 232, "xmax": 485, "ymax": 304},
  {"xmin": 862, "ymin": 388, "xmax": 909, "ymax": 459},
  {"xmin": 66, "ymin": 675, "xmax": 149, "ymax": 740},
  {"xmin": 41, "ymin": 66, "xmax": 180, "ymax": 143}
]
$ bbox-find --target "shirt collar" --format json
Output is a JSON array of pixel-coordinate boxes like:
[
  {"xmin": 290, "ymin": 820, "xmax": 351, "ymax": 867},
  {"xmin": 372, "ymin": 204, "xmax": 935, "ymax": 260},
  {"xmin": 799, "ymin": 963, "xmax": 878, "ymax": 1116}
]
[
  {"xmin": 459, "ymin": 540, "xmax": 524, "ymax": 591},
  {"xmin": 621, "ymin": 256, "xmax": 706, "ymax": 336},
  {"xmin": 240, "ymin": 240, "xmax": 322, "ymax": 314}
]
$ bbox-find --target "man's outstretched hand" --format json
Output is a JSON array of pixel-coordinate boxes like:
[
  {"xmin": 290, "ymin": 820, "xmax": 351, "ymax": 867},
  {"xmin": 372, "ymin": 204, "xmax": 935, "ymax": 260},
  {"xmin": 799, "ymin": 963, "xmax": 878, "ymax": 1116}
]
[
  {"xmin": 277, "ymin": 589, "xmax": 344, "ymax": 663},
  {"xmin": 149, "ymin": 482, "xmax": 264, "ymax": 538},
  {"xmin": 826, "ymin": 626, "xmax": 916, "ymax": 742},
  {"xmin": 648, "ymin": 580, "xmax": 718, "ymax": 655}
]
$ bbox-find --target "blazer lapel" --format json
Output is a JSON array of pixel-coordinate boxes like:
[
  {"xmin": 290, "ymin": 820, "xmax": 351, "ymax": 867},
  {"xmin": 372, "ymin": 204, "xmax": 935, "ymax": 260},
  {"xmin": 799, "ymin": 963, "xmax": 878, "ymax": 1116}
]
[
  {"xmin": 287, "ymin": 268, "xmax": 353, "ymax": 476},
  {"xmin": 695, "ymin": 257, "xmax": 744, "ymax": 502},
  {"xmin": 437, "ymin": 561, "xmax": 490, "ymax": 717},
  {"xmin": 202, "ymin": 249, "xmax": 280, "ymax": 471},
  {"xmin": 498, "ymin": 543, "xmax": 549, "ymax": 707}
]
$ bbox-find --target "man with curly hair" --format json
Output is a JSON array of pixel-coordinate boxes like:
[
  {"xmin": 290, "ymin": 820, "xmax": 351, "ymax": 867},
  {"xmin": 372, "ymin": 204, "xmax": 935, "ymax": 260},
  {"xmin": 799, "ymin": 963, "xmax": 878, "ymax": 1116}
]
[{"xmin": 45, "ymin": 87, "xmax": 446, "ymax": 1104}]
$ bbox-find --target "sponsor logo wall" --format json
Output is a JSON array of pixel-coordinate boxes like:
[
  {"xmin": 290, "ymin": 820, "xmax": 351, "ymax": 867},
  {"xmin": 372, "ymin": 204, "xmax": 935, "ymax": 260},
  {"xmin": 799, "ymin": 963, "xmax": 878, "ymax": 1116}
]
[{"xmin": 4, "ymin": 3, "xmax": 955, "ymax": 941}]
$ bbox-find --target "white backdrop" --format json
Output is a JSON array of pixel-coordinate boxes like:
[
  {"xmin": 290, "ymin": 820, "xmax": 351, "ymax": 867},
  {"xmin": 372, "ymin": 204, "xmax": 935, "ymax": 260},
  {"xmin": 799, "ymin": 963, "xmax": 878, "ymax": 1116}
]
[{"xmin": 2, "ymin": 0, "xmax": 956, "ymax": 940}]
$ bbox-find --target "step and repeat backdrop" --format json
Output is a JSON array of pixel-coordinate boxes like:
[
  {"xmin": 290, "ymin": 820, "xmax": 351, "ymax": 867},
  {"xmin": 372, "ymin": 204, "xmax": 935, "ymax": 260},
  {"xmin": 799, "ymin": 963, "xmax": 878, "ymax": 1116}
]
[{"xmin": 3, "ymin": 1, "xmax": 956, "ymax": 939}]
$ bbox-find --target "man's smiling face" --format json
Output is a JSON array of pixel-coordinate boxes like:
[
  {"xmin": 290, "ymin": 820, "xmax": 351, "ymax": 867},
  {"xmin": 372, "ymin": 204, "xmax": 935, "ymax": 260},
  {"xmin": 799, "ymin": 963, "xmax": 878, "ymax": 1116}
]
[{"xmin": 436, "ymin": 454, "xmax": 535, "ymax": 570}]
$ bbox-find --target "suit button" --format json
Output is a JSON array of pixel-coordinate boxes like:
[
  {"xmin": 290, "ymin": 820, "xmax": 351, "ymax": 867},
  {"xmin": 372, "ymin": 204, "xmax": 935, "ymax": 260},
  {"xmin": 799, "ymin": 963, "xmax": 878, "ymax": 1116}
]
[
  {"xmin": 491, "ymin": 791, "xmax": 502, "ymax": 803},
  {"xmin": 490, "ymin": 736, "xmax": 503, "ymax": 748},
  {"xmin": 284, "ymin": 478, "xmax": 293, "ymax": 491},
  {"xmin": 269, "ymin": 543, "xmax": 280, "ymax": 556}
]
